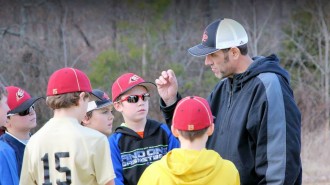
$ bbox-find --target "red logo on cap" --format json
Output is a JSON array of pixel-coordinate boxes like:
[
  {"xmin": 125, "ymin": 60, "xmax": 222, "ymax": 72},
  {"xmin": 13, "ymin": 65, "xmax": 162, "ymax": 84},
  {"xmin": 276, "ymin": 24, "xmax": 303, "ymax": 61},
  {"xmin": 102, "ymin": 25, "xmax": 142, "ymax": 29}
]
[
  {"xmin": 187, "ymin": 125, "xmax": 194, "ymax": 131},
  {"xmin": 16, "ymin": 89, "xmax": 24, "ymax": 101},
  {"xmin": 103, "ymin": 92, "xmax": 110, "ymax": 100},
  {"xmin": 129, "ymin": 75, "xmax": 140, "ymax": 83},
  {"xmin": 202, "ymin": 31, "xmax": 208, "ymax": 42}
]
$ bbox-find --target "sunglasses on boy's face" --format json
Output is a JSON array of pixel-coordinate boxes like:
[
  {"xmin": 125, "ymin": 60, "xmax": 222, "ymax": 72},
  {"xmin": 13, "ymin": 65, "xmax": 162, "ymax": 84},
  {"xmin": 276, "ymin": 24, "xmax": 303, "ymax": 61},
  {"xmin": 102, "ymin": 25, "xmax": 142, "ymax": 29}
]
[
  {"xmin": 119, "ymin": 93, "xmax": 150, "ymax": 103},
  {"xmin": 7, "ymin": 105, "xmax": 35, "ymax": 117}
]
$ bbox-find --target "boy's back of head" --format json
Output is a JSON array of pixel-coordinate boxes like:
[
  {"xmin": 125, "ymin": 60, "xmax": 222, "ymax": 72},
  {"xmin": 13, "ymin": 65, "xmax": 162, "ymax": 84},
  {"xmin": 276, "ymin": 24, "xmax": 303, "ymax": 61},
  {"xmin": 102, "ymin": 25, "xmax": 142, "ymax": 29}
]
[
  {"xmin": 172, "ymin": 96, "xmax": 214, "ymax": 141},
  {"xmin": 46, "ymin": 67, "xmax": 98, "ymax": 109}
]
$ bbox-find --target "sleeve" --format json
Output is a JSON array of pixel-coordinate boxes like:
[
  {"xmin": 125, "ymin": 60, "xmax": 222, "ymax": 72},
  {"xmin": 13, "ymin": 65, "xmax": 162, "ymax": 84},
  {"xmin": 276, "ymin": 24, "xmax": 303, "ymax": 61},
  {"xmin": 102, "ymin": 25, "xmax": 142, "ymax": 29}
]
[
  {"xmin": 251, "ymin": 74, "xmax": 301, "ymax": 185},
  {"xmin": 93, "ymin": 136, "xmax": 116, "ymax": 184},
  {"xmin": 0, "ymin": 143, "xmax": 19, "ymax": 185},
  {"xmin": 160, "ymin": 124, "xmax": 180, "ymax": 150},
  {"xmin": 159, "ymin": 93, "xmax": 182, "ymax": 128},
  {"xmin": 109, "ymin": 134, "xmax": 125, "ymax": 185}
]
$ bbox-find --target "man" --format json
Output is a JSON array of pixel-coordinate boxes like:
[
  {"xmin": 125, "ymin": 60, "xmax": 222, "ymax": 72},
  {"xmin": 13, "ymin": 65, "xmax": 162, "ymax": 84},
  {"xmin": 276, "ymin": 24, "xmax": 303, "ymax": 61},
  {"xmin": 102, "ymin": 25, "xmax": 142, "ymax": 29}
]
[{"xmin": 156, "ymin": 18, "xmax": 302, "ymax": 184}]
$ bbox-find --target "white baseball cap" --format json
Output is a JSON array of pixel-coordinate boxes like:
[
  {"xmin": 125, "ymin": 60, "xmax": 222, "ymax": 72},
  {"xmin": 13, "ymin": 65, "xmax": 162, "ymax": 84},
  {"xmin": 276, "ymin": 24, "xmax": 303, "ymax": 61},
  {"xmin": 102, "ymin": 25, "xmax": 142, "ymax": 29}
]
[{"xmin": 188, "ymin": 18, "xmax": 248, "ymax": 57}]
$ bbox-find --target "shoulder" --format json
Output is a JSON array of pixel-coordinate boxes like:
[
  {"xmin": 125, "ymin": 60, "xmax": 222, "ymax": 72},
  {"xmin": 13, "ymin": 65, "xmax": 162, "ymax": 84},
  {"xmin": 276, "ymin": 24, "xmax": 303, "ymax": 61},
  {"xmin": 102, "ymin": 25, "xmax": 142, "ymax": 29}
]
[
  {"xmin": 109, "ymin": 132, "xmax": 123, "ymax": 143},
  {"xmin": 0, "ymin": 141, "xmax": 15, "ymax": 160},
  {"xmin": 257, "ymin": 72, "xmax": 282, "ymax": 84}
]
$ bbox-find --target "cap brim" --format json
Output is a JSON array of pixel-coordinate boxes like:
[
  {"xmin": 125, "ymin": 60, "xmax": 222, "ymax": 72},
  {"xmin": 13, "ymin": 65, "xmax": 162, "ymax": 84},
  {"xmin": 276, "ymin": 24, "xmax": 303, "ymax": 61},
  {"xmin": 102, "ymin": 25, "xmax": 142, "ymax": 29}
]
[
  {"xmin": 188, "ymin": 44, "xmax": 219, "ymax": 57},
  {"xmin": 8, "ymin": 97, "xmax": 43, "ymax": 114},
  {"xmin": 90, "ymin": 92, "xmax": 102, "ymax": 101},
  {"xmin": 116, "ymin": 82, "xmax": 156, "ymax": 100},
  {"xmin": 87, "ymin": 100, "xmax": 113, "ymax": 112}
]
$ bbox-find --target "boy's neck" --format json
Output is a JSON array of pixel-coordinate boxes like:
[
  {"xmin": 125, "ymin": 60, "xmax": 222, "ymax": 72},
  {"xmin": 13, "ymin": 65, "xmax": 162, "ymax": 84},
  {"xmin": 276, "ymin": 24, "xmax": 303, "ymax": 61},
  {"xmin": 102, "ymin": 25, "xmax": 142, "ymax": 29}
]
[
  {"xmin": 178, "ymin": 134, "xmax": 208, "ymax": 151},
  {"xmin": 123, "ymin": 118, "xmax": 147, "ymax": 132},
  {"xmin": 6, "ymin": 129, "xmax": 31, "ymax": 140},
  {"xmin": 53, "ymin": 108, "xmax": 83, "ymax": 122}
]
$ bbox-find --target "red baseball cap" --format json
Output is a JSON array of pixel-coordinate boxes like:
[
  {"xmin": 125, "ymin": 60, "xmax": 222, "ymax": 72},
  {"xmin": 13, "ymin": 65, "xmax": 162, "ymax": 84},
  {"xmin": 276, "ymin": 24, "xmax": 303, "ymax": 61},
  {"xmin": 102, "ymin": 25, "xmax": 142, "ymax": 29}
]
[
  {"xmin": 173, "ymin": 96, "xmax": 213, "ymax": 131},
  {"xmin": 47, "ymin": 68, "xmax": 94, "ymax": 96},
  {"xmin": 6, "ymin": 86, "xmax": 42, "ymax": 114},
  {"xmin": 112, "ymin": 73, "xmax": 155, "ymax": 101}
]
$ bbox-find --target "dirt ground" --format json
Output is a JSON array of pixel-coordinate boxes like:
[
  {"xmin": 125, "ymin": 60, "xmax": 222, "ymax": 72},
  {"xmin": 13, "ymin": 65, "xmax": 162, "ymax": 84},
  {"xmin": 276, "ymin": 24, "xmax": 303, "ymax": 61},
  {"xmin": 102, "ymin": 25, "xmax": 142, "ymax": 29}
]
[{"xmin": 302, "ymin": 129, "xmax": 330, "ymax": 185}]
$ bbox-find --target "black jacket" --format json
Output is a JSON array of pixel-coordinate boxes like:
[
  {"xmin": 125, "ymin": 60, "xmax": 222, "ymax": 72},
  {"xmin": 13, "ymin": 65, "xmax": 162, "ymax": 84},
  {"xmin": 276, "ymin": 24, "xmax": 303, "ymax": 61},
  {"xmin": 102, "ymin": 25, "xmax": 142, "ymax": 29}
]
[
  {"xmin": 161, "ymin": 54, "xmax": 302, "ymax": 185},
  {"xmin": 108, "ymin": 119, "xmax": 179, "ymax": 185}
]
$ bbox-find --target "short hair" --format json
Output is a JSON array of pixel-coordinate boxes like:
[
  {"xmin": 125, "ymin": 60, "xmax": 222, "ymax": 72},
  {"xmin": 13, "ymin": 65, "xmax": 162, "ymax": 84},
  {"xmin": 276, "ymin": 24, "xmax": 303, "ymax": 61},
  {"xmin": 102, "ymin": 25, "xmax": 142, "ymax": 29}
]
[
  {"xmin": 177, "ymin": 127, "xmax": 208, "ymax": 142},
  {"xmin": 237, "ymin": 44, "xmax": 248, "ymax": 55},
  {"xmin": 85, "ymin": 111, "xmax": 93, "ymax": 120},
  {"xmin": 46, "ymin": 92, "xmax": 89, "ymax": 110},
  {"xmin": 0, "ymin": 83, "xmax": 7, "ymax": 101},
  {"xmin": 222, "ymin": 44, "xmax": 248, "ymax": 55}
]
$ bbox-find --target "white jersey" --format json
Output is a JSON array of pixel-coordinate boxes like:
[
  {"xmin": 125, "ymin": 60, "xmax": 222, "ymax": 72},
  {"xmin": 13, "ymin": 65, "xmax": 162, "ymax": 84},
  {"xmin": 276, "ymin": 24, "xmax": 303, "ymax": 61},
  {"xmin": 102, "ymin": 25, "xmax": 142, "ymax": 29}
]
[{"xmin": 20, "ymin": 117, "xmax": 115, "ymax": 185}]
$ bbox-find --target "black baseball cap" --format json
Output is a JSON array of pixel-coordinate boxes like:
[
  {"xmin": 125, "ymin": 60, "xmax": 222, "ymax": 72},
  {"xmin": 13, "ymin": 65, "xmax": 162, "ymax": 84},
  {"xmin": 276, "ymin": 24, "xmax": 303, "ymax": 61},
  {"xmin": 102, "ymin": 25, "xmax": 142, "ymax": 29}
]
[{"xmin": 87, "ymin": 89, "xmax": 113, "ymax": 112}]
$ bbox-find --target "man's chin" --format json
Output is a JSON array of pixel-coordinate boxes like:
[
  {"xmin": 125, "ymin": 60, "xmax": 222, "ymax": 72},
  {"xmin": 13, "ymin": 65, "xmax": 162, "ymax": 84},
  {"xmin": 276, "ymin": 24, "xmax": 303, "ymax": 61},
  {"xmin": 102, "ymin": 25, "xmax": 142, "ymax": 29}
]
[{"xmin": 215, "ymin": 73, "xmax": 224, "ymax": 79}]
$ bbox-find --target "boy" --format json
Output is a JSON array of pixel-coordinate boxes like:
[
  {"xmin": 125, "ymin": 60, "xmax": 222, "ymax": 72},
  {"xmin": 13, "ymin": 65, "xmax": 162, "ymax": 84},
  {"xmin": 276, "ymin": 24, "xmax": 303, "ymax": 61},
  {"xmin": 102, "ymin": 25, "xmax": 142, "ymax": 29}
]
[
  {"xmin": 82, "ymin": 89, "xmax": 114, "ymax": 137},
  {"xmin": 109, "ymin": 73, "xmax": 179, "ymax": 185},
  {"xmin": 0, "ymin": 83, "xmax": 19, "ymax": 185},
  {"xmin": 0, "ymin": 86, "xmax": 42, "ymax": 178},
  {"xmin": 20, "ymin": 67, "xmax": 115, "ymax": 185},
  {"xmin": 138, "ymin": 96, "xmax": 240, "ymax": 185}
]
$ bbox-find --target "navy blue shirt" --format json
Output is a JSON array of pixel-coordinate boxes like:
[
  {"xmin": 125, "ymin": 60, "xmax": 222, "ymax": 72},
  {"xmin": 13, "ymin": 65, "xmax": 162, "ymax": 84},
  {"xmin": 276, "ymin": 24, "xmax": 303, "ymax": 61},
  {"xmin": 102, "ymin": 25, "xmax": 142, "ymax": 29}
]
[{"xmin": 0, "ymin": 133, "xmax": 26, "ymax": 178}]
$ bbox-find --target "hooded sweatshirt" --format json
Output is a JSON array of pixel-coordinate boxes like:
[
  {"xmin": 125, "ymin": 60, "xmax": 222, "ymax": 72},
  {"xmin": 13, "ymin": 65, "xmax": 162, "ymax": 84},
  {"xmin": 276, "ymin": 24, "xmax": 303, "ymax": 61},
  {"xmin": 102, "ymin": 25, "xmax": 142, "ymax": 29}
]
[
  {"xmin": 138, "ymin": 148, "xmax": 240, "ymax": 185},
  {"xmin": 161, "ymin": 54, "xmax": 302, "ymax": 185},
  {"xmin": 109, "ymin": 119, "xmax": 179, "ymax": 185}
]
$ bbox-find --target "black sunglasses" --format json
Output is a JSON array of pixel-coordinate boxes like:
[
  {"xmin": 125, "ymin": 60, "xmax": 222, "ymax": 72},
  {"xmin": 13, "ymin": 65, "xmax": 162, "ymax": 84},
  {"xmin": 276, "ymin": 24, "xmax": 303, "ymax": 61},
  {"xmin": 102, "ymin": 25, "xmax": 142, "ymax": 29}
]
[
  {"xmin": 119, "ymin": 93, "xmax": 150, "ymax": 103},
  {"xmin": 8, "ymin": 105, "xmax": 35, "ymax": 117},
  {"xmin": 19, "ymin": 105, "xmax": 35, "ymax": 116}
]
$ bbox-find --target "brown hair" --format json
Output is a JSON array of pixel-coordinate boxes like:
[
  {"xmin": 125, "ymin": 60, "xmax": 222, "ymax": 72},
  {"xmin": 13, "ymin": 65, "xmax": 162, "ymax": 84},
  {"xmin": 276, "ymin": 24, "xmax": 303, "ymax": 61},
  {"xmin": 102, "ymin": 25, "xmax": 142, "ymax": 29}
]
[
  {"xmin": 177, "ymin": 127, "xmax": 208, "ymax": 142},
  {"xmin": 46, "ymin": 92, "xmax": 89, "ymax": 109},
  {"xmin": 85, "ymin": 111, "xmax": 93, "ymax": 120}
]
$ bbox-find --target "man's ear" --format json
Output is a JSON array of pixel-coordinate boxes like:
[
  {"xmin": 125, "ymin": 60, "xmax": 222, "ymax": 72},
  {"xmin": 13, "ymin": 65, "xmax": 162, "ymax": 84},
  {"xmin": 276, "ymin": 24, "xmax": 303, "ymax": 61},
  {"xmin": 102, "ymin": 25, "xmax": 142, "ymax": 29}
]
[
  {"xmin": 231, "ymin": 47, "xmax": 241, "ymax": 60},
  {"xmin": 171, "ymin": 125, "xmax": 179, "ymax": 137},
  {"xmin": 206, "ymin": 123, "xmax": 215, "ymax": 136}
]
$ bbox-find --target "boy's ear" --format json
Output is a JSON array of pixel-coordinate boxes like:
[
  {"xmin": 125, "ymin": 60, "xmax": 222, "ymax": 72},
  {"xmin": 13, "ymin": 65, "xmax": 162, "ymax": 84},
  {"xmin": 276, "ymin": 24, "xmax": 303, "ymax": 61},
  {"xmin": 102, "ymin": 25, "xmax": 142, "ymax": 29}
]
[
  {"xmin": 3, "ymin": 118, "xmax": 11, "ymax": 129},
  {"xmin": 81, "ymin": 115, "xmax": 90, "ymax": 126},
  {"xmin": 113, "ymin": 102, "xmax": 123, "ymax": 112},
  {"xmin": 171, "ymin": 125, "xmax": 179, "ymax": 137},
  {"xmin": 78, "ymin": 92, "xmax": 88, "ymax": 103},
  {"xmin": 206, "ymin": 123, "xmax": 215, "ymax": 136}
]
